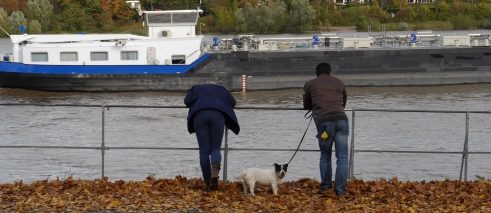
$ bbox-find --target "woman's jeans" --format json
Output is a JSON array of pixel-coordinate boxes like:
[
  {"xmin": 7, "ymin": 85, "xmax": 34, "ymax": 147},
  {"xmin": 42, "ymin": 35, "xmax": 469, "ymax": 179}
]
[
  {"xmin": 193, "ymin": 109, "xmax": 225, "ymax": 181},
  {"xmin": 316, "ymin": 119, "xmax": 349, "ymax": 195}
]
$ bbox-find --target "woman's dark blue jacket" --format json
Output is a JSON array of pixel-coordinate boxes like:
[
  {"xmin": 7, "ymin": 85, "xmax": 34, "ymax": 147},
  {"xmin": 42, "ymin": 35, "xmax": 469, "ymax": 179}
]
[{"xmin": 184, "ymin": 84, "xmax": 240, "ymax": 135}]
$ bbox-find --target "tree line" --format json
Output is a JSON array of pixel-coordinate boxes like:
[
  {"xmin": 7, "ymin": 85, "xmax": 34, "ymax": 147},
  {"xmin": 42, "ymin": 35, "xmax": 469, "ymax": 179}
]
[{"xmin": 1, "ymin": 0, "xmax": 490, "ymax": 38}]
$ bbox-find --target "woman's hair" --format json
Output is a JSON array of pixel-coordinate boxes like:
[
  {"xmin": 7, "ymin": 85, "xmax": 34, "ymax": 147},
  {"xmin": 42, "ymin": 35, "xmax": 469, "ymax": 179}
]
[{"xmin": 316, "ymin": 63, "xmax": 332, "ymax": 76}]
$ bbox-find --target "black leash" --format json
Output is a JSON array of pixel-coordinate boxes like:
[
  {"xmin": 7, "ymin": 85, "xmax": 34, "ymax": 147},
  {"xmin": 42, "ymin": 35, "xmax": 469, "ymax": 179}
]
[{"xmin": 285, "ymin": 110, "xmax": 313, "ymax": 165}]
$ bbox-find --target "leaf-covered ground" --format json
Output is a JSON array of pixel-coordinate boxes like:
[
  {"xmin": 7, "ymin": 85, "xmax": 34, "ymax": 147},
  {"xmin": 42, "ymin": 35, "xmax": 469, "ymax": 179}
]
[{"xmin": 0, "ymin": 176, "xmax": 489, "ymax": 212}]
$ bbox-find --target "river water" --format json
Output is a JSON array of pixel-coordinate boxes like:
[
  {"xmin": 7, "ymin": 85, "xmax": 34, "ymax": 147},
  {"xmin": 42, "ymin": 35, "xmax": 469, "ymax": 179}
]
[
  {"xmin": 0, "ymin": 38, "xmax": 490, "ymax": 183},
  {"xmin": 0, "ymin": 84, "xmax": 490, "ymax": 183}
]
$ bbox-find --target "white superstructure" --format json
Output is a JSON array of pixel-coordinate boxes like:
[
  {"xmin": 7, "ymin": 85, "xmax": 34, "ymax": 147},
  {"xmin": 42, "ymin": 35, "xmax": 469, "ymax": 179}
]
[{"xmin": 7, "ymin": 0, "xmax": 203, "ymax": 66}]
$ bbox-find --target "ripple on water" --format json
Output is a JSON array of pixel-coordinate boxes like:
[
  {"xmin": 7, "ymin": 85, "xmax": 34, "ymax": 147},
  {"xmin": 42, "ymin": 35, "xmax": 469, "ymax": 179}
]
[{"xmin": 1, "ymin": 84, "xmax": 491, "ymax": 182}]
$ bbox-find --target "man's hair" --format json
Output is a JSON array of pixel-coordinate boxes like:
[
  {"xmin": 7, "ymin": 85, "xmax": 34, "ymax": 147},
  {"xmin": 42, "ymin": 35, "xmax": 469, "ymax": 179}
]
[{"xmin": 316, "ymin": 63, "xmax": 332, "ymax": 76}]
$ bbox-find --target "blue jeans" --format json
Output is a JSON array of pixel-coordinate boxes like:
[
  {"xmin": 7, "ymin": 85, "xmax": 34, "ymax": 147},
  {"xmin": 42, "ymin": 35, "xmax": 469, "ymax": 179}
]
[
  {"xmin": 193, "ymin": 109, "xmax": 225, "ymax": 181},
  {"xmin": 316, "ymin": 119, "xmax": 349, "ymax": 195}
]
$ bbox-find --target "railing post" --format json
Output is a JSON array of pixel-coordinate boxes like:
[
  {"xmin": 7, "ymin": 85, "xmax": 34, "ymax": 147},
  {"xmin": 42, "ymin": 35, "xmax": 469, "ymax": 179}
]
[
  {"xmin": 349, "ymin": 109, "xmax": 356, "ymax": 180},
  {"xmin": 223, "ymin": 128, "xmax": 229, "ymax": 182},
  {"xmin": 101, "ymin": 105, "xmax": 106, "ymax": 179},
  {"xmin": 459, "ymin": 112, "xmax": 469, "ymax": 181}
]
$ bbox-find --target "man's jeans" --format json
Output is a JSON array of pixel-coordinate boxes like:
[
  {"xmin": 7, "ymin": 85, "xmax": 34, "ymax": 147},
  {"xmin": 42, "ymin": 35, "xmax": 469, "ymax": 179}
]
[
  {"xmin": 316, "ymin": 119, "xmax": 349, "ymax": 196},
  {"xmin": 193, "ymin": 109, "xmax": 225, "ymax": 181}
]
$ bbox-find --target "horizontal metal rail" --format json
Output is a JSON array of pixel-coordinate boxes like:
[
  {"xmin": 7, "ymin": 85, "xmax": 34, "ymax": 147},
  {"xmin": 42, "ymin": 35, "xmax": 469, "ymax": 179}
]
[
  {"xmin": 1, "ymin": 103, "xmax": 490, "ymax": 182},
  {"xmin": 2, "ymin": 146, "xmax": 489, "ymax": 155},
  {"xmin": 353, "ymin": 108, "xmax": 491, "ymax": 114},
  {"xmin": 0, "ymin": 145, "xmax": 102, "ymax": 150},
  {"xmin": 0, "ymin": 103, "xmax": 102, "ymax": 107},
  {"xmin": 3, "ymin": 103, "xmax": 491, "ymax": 113}
]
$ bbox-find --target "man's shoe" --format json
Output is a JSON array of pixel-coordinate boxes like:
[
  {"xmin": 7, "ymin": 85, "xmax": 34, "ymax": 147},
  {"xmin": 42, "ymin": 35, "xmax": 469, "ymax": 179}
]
[
  {"xmin": 316, "ymin": 184, "xmax": 333, "ymax": 196},
  {"xmin": 336, "ymin": 191, "xmax": 346, "ymax": 197}
]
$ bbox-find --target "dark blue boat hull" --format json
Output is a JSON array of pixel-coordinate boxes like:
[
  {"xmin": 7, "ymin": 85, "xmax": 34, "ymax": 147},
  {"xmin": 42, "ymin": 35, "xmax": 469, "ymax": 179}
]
[{"xmin": 1, "ymin": 48, "xmax": 491, "ymax": 91}]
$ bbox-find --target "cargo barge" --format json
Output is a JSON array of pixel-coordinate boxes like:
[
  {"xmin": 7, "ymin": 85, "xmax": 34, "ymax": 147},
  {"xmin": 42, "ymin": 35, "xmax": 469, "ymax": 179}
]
[{"xmin": 0, "ymin": 1, "xmax": 491, "ymax": 92}]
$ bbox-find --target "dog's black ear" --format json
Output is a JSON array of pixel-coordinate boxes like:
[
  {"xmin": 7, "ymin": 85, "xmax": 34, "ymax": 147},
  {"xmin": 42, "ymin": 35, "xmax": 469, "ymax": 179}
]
[
  {"xmin": 283, "ymin": 164, "xmax": 288, "ymax": 171},
  {"xmin": 273, "ymin": 163, "xmax": 281, "ymax": 171},
  {"xmin": 273, "ymin": 163, "xmax": 281, "ymax": 172}
]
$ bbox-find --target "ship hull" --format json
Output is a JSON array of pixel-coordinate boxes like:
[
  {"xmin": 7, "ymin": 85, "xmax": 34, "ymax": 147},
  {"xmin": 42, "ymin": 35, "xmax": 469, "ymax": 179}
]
[{"xmin": 1, "ymin": 47, "xmax": 491, "ymax": 91}]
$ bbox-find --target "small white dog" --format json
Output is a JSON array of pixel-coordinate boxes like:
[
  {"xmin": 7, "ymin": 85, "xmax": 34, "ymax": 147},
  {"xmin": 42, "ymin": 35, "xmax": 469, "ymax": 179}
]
[{"xmin": 236, "ymin": 163, "xmax": 288, "ymax": 196}]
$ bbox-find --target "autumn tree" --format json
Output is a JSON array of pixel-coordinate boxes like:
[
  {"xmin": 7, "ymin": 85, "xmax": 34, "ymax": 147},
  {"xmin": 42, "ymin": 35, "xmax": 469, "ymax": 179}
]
[
  {"xmin": 435, "ymin": 0, "xmax": 451, "ymax": 21},
  {"xmin": 0, "ymin": 8, "xmax": 8, "ymax": 37},
  {"xmin": 238, "ymin": 0, "xmax": 287, "ymax": 33},
  {"xmin": 203, "ymin": 0, "xmax": 237, "ymax": 33},
  {"xmin": 59, "ymin": 2, "xmax": 94, "ymax": 32},
  {"xmin": 414, "ymin": 4, "xmax": 432, "ymax": 22},
  {"xmin": 385, "ymin": 0, "xmax": 408, "ymax": 12},
  {"xmin": 310, "ymin": 0, "xmax": 333, "ymax": 30},
  {"xmin": 28, "ymin": 19, "xmax": 42, "ymax": 34},
  {"xmin": 99, "ymin": 0, "xmax": 114, "ymax": 30},
  {"xmin": 289, "ymin": 0, "xmax": 314, "ymax": 32},
  {"xmin": 112, "ymin": 0, "xmax": 135, "ymax": 23},
  {"xmin": 8, "ymin": 11, "xmax": 27, "ymax": 34},
  {"xmin": 260, "ymin": 0, "xmax": 287, "ymax": 33},
  {"xmin": 0, "ymin": 0, "xmax": 489, "ymax": 34},
  {"xmin": 450, "ymin": 14, "xmax": 477, "ymax": 29},
  {"xmin": 0, "ymin": 0, "xmax": 27, "ymax": 14},
  {"xmin": 25, "ymin": 0, "xmax": 53, "ymax": 32},
  {"xmin": 472, "ymin": 0, "xmax": 489, "ymax": 20},
  {"xmin": 368, "ymin": 1, "xmax": 390, "ymax": 23},
  {"xmin": 85, "ymin": 0, "xmax": 102, "ymax": 14},
  {"xmin": 237, "ymin": 0, "xmax": 260, "ymax": 7},
  {"xmin": 234, "ymin": 3, "xmax": 253, "ymax": 32}
]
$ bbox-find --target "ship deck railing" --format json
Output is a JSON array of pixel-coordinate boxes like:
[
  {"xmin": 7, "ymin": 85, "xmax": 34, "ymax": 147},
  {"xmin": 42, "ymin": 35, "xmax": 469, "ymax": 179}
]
[
  {"xmin": 0, "ymin": 103, "xmax": 490, "ymax": 182},
  {"xmin": 203, "ymin": 32, "xmax": 491, "ymax": 51}
]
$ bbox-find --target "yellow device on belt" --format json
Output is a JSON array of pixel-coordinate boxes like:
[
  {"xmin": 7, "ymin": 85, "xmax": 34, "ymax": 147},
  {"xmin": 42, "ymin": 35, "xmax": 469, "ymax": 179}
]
[{"xmin": 321, "ymin": 131, "xmax": 329, "ymax": 141}]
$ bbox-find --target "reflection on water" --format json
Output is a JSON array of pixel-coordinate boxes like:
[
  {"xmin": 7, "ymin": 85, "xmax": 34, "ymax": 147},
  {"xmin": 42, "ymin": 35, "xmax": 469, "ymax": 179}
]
[
  {"xmin": 0, "ymin": 84, "xmax": 490, "ymax": 183},
  {"xmin": 2, "ymin": 84, "xmax": 491, "ymax": 109}
]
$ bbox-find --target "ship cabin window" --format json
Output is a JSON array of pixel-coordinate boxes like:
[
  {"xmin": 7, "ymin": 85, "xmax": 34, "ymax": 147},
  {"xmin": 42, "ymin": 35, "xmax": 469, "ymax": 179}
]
[
  {"xmin": 90, "ymin": 52, "xmax": 108, "ymax": 61},
  {"xmin": 121, "ymin": 51, "xmax": 138, "ymax": 60},
  {"xmin": 60, "ymin": 52, "xmax": 78, "ymax": 61},
  {"xmin": 31, "ymin": 52, "xmax": 48, "ymax": 62},
  {"xmin": 171, "ymin": 55, "xmax": 186, "ymax": 64}
]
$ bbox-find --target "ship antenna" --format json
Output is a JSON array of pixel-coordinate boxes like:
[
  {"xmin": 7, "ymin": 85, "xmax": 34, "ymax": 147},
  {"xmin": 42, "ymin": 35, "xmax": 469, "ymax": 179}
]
[
  {"xmin": 197, "ymin": 0, "xmax": 203, "ymax": 13},
  {"xmin": 126, "ymin": 1, "xmax": 143, "ymax": 16},
  {"xmin": 0, "ymin": 25, "xmax": 10, "ymax": 37}
]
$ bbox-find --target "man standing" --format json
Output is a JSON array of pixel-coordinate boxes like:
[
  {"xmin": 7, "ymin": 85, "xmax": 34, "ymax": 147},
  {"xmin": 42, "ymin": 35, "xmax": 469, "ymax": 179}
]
[{"xmin": 303, "ymin": 62, "xmax": 349, "ymax": 196}]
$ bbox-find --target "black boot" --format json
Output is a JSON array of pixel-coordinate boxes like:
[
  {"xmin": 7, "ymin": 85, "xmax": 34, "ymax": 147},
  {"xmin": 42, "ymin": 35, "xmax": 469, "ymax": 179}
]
[
  {"xmin": 203, "ymin": 178, "xmax": 211, "ymax": 192},
  {"xmin": 209, "ymin": 162, "xmax": 221, "ymax": 191}
]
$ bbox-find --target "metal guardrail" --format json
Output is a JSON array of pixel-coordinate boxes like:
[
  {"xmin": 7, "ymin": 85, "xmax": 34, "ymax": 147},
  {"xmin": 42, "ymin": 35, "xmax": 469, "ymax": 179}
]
[{"xmin": 1, "ymin": 103, "xmax": 490, "ymax": 182}]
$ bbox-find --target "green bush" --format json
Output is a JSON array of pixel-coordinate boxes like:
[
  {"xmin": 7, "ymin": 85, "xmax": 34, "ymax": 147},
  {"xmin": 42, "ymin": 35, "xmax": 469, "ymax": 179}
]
[
  {"xmin": 449, "ymin": 15, "xmax": 478, "ymax": 30},
  {"xmin": 398, "ymin": 22, "xmax": 409, "ymax": 31},
  {"xmin": 0, "ymin": 8, "xmax": 8, "ymax": 37},
  {"xmin": 482, "ymin": 19, "xmax": 491, "ymax": 29},
  {"xmin": 414, "ymin": 21, "xmax": 453, "ymax": 30},
  {"xmin": 27, "ymin": 20, "xmax": 42, "ymax": 34},
  {"xmin": 355, "ymin": 16, "xmax": 382, "ymax": 32},
  {"xmin": 381, "ymin": 23, "xmax": 404, "ymax": 31}
]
